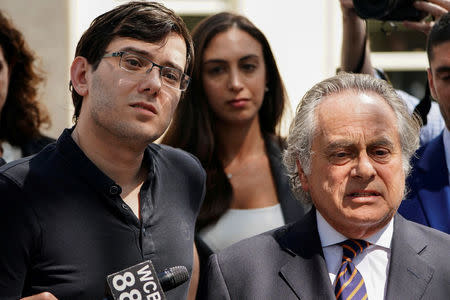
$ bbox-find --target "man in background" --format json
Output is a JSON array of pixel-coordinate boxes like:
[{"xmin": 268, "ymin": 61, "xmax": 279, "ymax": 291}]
[{"xmin": 398, "ymin": 12, "xmax": 450, "ymax": 234}]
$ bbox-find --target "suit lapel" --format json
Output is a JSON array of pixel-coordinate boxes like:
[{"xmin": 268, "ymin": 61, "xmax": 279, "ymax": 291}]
[
  {"xmin": 385, "ymin": 215, "xmax": 434, "ymax": 300},
  {"xmin": 276, "ymin": 210, "xmax": 335, "ymax": 299}
]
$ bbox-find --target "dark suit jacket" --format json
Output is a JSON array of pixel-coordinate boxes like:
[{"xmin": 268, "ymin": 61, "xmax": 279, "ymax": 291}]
[
  {"xmin": 399, "ymin": 132, "xmax": 450, "ymax": 234},
  {"xmin": 265, "ymin": 136, "xmax": 311, "ymax": 224},
  {"xmin": 199, "ymin": 209, "xmax": 450, "ymax": 300}
]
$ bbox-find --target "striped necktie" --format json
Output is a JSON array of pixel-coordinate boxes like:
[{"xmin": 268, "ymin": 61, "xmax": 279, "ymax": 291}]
[{"xmin": 335, "ymin": 239, "xmax": 370, "ymax": 300}]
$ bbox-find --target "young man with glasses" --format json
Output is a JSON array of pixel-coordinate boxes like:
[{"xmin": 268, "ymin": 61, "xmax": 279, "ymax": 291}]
[{"xmin": 0, "ymin": 2, "xmax": 205, "ymax": 299}]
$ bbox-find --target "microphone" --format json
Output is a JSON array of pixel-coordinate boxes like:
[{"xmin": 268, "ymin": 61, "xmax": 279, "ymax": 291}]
[
  {"xmin": 157, "ymin": 266, "xmax": 190, "ymax": 292},
  {"xmin": 105, "ymin": 260, "xmax": 189, "ymax": 300}
]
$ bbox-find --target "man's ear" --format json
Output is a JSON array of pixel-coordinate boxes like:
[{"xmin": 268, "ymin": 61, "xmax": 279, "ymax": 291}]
[
  {"xmin": 70, "ymin": 56, "xmax": 90, "ymax": 97},
  {"xmin": 296, "ymin": 159, "xmax": 309, "ymax": 192},
  {"xmin": 427, "ymin": 67, "xmax": 438, "ymax": 100}
]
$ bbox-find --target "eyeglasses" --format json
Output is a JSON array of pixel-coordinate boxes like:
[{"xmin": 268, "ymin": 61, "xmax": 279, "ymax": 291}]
[{"xmin": 102, "ymin": 51, "xmax": 190, "ymax": 91}]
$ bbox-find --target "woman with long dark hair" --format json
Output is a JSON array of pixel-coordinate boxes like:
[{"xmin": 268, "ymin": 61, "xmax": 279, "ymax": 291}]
[{"xmin": 163, "ymin": 12, "xmax": 310, "ymax": 259}]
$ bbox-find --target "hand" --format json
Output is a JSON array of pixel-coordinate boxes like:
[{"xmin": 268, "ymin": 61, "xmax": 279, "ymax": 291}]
[
  {"xmin": 339, "ymin": 0, "xmax": 366, "ymax": 31},
  {"xmin": 340, "ymin": 0, "xmax": 355, "ymax": 11},
  {"xmin": 21, "ymin": 292, "xmax": 58, "ymax": 300},
  {"xmin": 403, "ymin": 0, "xmax": 450, "ymax": 34},
  {"xmin": 340, "ymin": 0, "xmax": 359, "ymax": 20}
]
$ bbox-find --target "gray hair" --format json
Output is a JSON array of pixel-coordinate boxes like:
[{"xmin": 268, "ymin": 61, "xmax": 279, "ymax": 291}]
[{"xmin": 283, "ymin": 72, "xmax": 421, "ymax": 204}]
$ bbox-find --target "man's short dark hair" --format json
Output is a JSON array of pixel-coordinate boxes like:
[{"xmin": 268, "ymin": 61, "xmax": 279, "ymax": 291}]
[
  {"xmin": 427, "ymin": 12, "xmax": 450, "ymax": 63},
  {"xmin": 69, "ymin": 1, "xmax": 194, "ymax": 122}
]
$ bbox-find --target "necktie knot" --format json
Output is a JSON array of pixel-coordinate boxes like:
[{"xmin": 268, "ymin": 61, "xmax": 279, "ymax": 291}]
[{"xmin": 340, "ymin": 239, "xmax": 370, "ymax": 262}]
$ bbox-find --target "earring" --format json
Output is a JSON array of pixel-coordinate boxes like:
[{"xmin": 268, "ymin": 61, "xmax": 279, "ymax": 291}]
[{"xmin": 264, "ymin": 86, "xmax": 269, "ymax": 92}]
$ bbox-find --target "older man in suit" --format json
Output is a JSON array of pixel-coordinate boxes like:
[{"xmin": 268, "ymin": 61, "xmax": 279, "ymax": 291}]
[
  {"xmin": 199, "ymin": 73, "xmax": 450, "ymax": 300},
  {"xmin": 398, "ymin": 12, "xmax": 450, "ymax": 234}
]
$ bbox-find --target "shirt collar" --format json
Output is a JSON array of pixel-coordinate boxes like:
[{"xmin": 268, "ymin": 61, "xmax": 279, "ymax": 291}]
[{"xmin": 316, "ymin": 210, "xmax": 393, "ymax": 249}]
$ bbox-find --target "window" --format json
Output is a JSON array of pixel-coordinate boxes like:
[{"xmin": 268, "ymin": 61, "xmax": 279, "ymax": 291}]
[{"xmin": 368, "ymin": 20, "xmax": 429, "ymax": 100}]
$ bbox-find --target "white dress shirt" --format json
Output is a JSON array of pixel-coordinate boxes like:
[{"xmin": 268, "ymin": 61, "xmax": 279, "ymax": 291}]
[
  {"xmin": 316, "ymin": 210, "xmax": 393, "ymax": 300},
  {"xmin": 442, "ymin": 127, "xmax": 450, "ymax": 184}
]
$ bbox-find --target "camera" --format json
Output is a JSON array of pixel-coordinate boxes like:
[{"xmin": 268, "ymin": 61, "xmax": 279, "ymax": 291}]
[{"xmin": 353, "ymin": 0, "xmax": 428, "ymax": 21}]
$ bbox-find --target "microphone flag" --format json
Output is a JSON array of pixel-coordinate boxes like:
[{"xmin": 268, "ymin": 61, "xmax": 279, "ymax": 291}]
[{"xmin": 106, "ymin": 260, "xmax": 166, "ymax": 300}]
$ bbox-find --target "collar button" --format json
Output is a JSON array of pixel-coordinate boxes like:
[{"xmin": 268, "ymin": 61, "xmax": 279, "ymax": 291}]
[{"xmin": 109, "ymin": 185, "xmax": 120, "ymax": 195}]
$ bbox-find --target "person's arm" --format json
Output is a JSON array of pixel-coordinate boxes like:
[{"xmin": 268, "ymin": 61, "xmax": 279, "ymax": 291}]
[
  {"xmin": 0, "ymin": 178, "xmax": 32, "ymax": 297},
  {"xmin": 0, "ymin": 177, "xmax": 56, "ymax": 300},
  {"xmin": 196, "ymin": 254, "xmax": 231, "ymax": 300},
  {"xmin": 340, "ymin": 0, "xmax": 375, "ymax": 75},
  {"xmin": 187, "ymin": 243, "xmax": 199, "ymax": 300},
  {"xmin": 403, "ymin": 0, "xmax": 450, "ymax": 34}
]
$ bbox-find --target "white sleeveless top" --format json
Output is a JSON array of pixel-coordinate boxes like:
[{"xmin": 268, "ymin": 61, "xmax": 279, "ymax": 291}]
[{"xmin": 198, "ymin": 204, "xmax": 285, "ymax": 252}]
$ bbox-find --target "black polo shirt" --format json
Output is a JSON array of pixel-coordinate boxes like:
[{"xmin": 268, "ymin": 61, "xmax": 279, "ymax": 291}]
[{"xmin": 0, "ymin": 129, "xmax": 205, "ymax": 299}]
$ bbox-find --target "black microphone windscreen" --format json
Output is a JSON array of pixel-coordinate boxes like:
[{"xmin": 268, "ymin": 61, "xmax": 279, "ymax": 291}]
[{"xmin": 158, "ymin": 265, "xmax": 189, "ymax": 291}]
